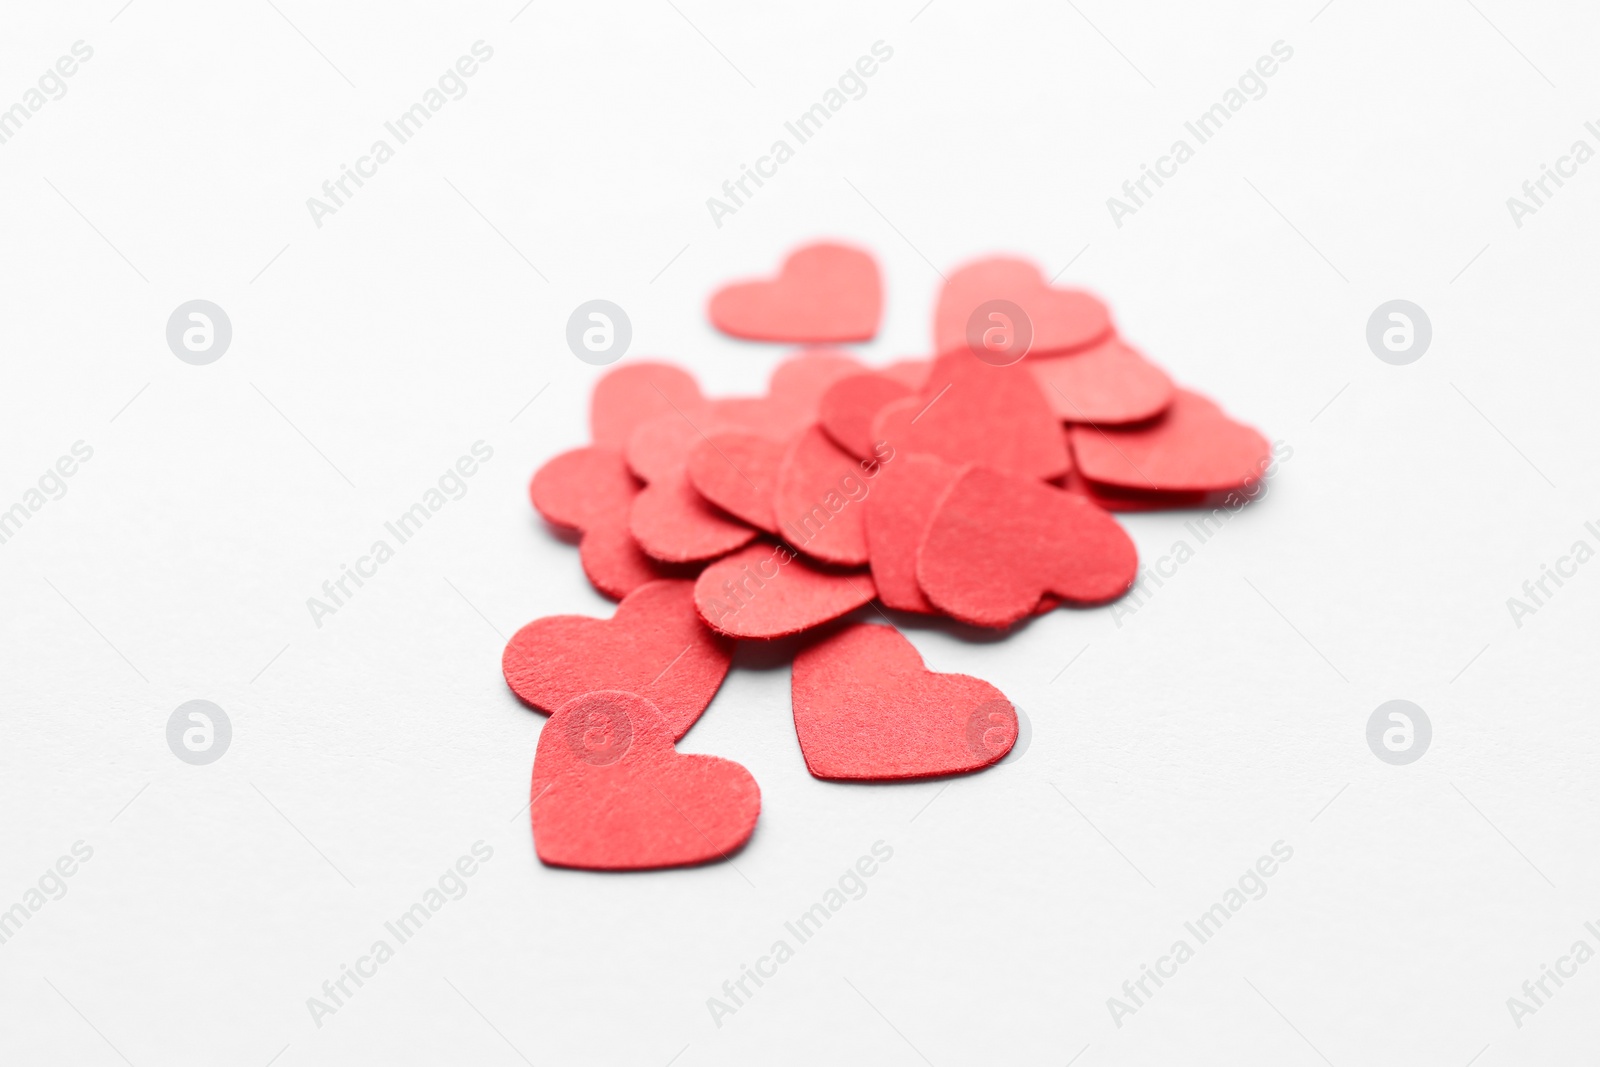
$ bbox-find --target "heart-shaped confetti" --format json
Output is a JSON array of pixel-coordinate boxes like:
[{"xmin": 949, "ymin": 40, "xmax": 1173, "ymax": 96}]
[
  {"xmin": 531, "ymin": 691, "xmax": 760, "ymax": 870},
  {"xmin": 818, "ymin": 372, "xmax": 915, "ymax": 460},
  {"xmin": 502, "ymin": 579, "xmax": 732, "ymax": 740},
  {"xmin": 695, "ymin": 541, "xmax": 876, "ymax": 639},
  {"xmin": 1071, "ymin": 389, "xmax": 1271, "ymax": 494},
  {"xmin": 771, "ymin": 425, "xmax": 877, "ymax": 566},
  {"xmin": 1028, "ymin": 335, "xmax": 1175, "ymax": 425},
  {"xmin": 873, "ymin": 351, "xmax": 1072, "ymax": 481},
  {"xmin": 792, "ymin": 623, "xmax": 1017, "ymax": 779},
  {"xmin": 933, "ymin": 257, "xmax": 1112, "ymax": 359},
  {"xmin": 863, "ymin": 452, "xmax": 961, "ymax": 614},
  {"xmin": 709, "ymin": 243, "xmax": 882, "ymax": 342},
  {"xmin": 530, "ymin": 447, "xmax": 674, "ymax": 599},
  {"xmin": 507, "ymin": 240, "xmax": 1272, "ymax": 871},
  {"xmin": 590, "ymin": 362, "xmax": 704, "ymax": 449},
  {"xmin": 685, "ymin": 432, "xmax": 787, "ymax": 535},
  {"xmin": 918, "ymin": 465, "xmax": 1138, "ymax": 628}
]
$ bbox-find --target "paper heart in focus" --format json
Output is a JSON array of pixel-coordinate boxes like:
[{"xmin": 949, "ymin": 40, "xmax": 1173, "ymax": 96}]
[
  {"xmin": 709, "ymin": 242, "xmax": 882, "ymax": 342},
  {"xmin": 530, "ymin": 691, "xmax": 759, "ymax": 870},
  {"xmin": 685, "ymin": 432, "xmax": 787, "ymax": 535},
  {"xmin": 501, "ymin": 579, "xmax": 732, "ymax": 740},
  {"xmin": 529, "ymin": 447, "xmax": 674, "ymax": 599},
  {"xmin": 791, "ymin": 623, "xmax": 1017, "ymax": 779},
  {"xmin": 872, "ymin": 351, "xmax": 1072, "ymax": 481},
  {"xmin": 917, "ymin": 466, "xmax": 1138, "ymax": 628},
  {"xmin": 695, "ymin": 542, "xmax": 876, "ymax": 639}
]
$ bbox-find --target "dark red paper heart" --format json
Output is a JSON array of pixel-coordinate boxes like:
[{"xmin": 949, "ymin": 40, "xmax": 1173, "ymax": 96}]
[
  {"xmin": 918, "ymin": 465, "xmax": 1138, "ymax": 628},
  {"xmin": 818, "ymin": 372, "xmax": 914, "ymax": 459},
  {"xmin": 502, "ymin": 579, "xmax": 732, "ymax": 740},
  {"xmin": 685, "ymin": 432, "xmax": 787, "ymax": 535},
  {"xmin": 1070, "ymin": 389, "xmax": 1271, "ymax": 494},
  {"xmin": 863, "ymin": 453, "xmax": 961, "ymax": 614},
  {"xmin": 531, "ymin": 690, "xmax": 759, "ymax": 870},
  {"xmin": 791, "ymin": 623, "xmax": 1017, "ymax": 779},
  {"xmin": 1028, "ymin": 335, "xmax": 1174, "ymax": 425},
  {"xmin": 933, "ymin": 257, "xmax": 1112, "ymax": 359},
  {"xmin": 771, "ymin": 425, "xmax": 874, "ymax": 566},
  {"xmin": 872, "ymin": 351, "xmax": 1072, "ymax": 481},
  {"xmin": 529, "ymin": 447, "xmax": 673, "ymax": 599},
  {"xmin": 695, "ymin": 542, "xmax": 876, "ymax": 639},
  {"xmin": 709, "ymin": 243, "xmax": 882, "ymax": 342}
]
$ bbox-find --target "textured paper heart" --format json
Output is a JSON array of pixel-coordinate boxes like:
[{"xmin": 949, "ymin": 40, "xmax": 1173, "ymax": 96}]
[
  {"xmin": 791, "ymin": 623, "xmax": 1017, "ymax": 779},
  {"xmin": 695, "ymin": 542, "xmax": 876, "ymax": 639},
  {"xmin": 771, "ymin": 426, "xmax": 875, "ymax": 566},
  {"xmin": 1071, "ymin": 389, "xmax": 1271, "ymax": 494},
  {"xmin": 1028, "ymin": 336, "xmax": 1175, "ymax": 425},
  {"xmin": 502, "ymin": 579, "xmax": 732, "ymax": 740},
  {"xmin": 529, "ymin": 447, "xmax": 673, "ymax": 599},
  {"xmin": 863, "ymin": 453, "xmax": 961, "ymax": 613},
  {"xmin": 819, "ymin": 372, "xmax": 914, "ymax": 459},
  {"xmin": 872, "ymin": 351, "xmax": 1072, "ymax": 481},
  {"xmin": 624, "ymin": 410, "xmax": 766, "ymax": 563},
  {"xmin": 918, "ymin": 466, "xmax": 1138, "ymax": 628},
  {"xmin": 933, "ymin": 257, "xmax": 1112, "ymax": 359},
  {"xmin": 685, "ymin": 432, "xmax": 787, "ymax": 535},
  {"xmin": 590, "ymin": 362, "xmax": 704, "ymax": 449},
  {"xmin": 531, "ymin": 690, "xmax": 760, "ymax": 870},
  {"xmin": 709, "ymin": 243, "xmax": 882, "ymax": 342}
]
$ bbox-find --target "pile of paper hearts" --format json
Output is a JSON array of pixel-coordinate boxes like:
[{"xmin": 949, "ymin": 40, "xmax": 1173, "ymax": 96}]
[{"xmin": 503, "ymin": 241, "xmax": 1271, "ymax": 871}]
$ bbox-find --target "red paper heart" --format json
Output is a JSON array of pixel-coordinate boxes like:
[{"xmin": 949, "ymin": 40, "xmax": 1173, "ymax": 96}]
[
  {"xmin": 1060, "ymin": 469, "xmax": 1208, "ymax": 512},
  {"xmin": 765, "ymin": 349, "xmax": 867, "ymax": 428},
  {"xmin": 502, "ymin": 579, "xmax": 732, "ymax": 740},
  {"xmin": 791, "ymin": 623, "xmax": 1017, "ymax": 779},
  {"xmin": 872, "ymin": 351, "xmax": 1072, "ymax": 481},
  {"xmin": 1070, "ymin": 389, "xmax": 1271, "ymax": 494},
  {"xmin": 696, "ymin": 542, "xmax": 876, "ymax": 639},
  {"xmin": 624, "ymin": 411, "xmax": 763, "ymax": 563},
  {"xmin": 882, "ymin": 359, "xmax": 931, "ymax": 390},
  {"xmin": 709, "ymin": 243, "xmax": 882, "ymax": 342},
  {"xmin": 531, "ymin": 690, "xmax": 760, "ymax": 870},
  {"xmin": 1028, "ymin": 336, "xmax": 1174, "ymax": 425},
  {"xmin": 529, "ymin": 447, "xmax": 673, "ymax": 599},
  {"xmin": 590, "ymin": 362, "xmax": 704, "ymax": 449},
  {"xmin": 933, "ymin": 257, "xmax": 1112, "ymax": 359},
  {"xmin": 863, "ymin": 453, "xmax": 960, "ymax": 613},
  {"xmin": 917, "ymin": 466, "xmax": 1138, "ymax": 628},
  {"xmin": 819, "ymin": 372, "xmax": 914, "ymax": 459},
  {"xmin": 685, "ymin": 432, "xmax": 787, "ymax": 535},
  {"xmin": 771, "ymin": 426, "xmax": 875, "ymax": 566}
]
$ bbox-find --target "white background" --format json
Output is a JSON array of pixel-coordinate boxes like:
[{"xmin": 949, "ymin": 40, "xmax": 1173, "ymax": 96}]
[{"xmin": 1, "ymin": 0, "xmax": 1597, "ymax": 1063}]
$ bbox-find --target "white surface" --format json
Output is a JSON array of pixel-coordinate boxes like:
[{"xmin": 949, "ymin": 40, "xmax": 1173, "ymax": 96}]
[{"xmin": 1, "ymin": 1, "xmax": 1597, "ymax": 1063}]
